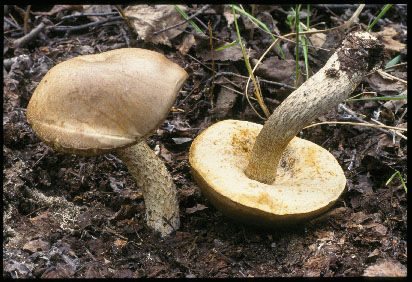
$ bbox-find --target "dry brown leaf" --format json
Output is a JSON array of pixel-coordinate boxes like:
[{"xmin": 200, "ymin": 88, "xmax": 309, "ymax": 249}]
[
  {"xmin": 253, "ymin": 56, "xmax": 305, "ymax": 86},
  {"xmin": 372, "ymin": 25, "xmax": 406, "ymax": 54},
  {"xmin": 364, "ymin": 72, "xmax": 406, "ymax": 94},
  {"xmin": 186, "ymin": 204, "xmax": 208, "ymax": 214},
  {"xmin": 363, "ymin": 259, "xmax": 407, "ymax": 277},
  {"xmin": 82, "ymin": 5, "xmax": 113, "ymax": 22},
  {"xmin": 31, "ymin": 5, "xmax": 83, "ymax": 16},
  {"xmin": 309, "ymin": 28, "xmax": 327, "ymax": 48},
  {"xmin": 124, "ymin": 5, "xmax": 188, "ymax": 46},
  {"xmin": 212, "ymin": 87, "xmax": 238, "ymax": 119},
  {"xmin": 178, "ymin": 33, "xmax": 195, "ymax": 55},
  {"xmin": 223, "ymin": 5, "xmax": 239, "ymax": 27}
]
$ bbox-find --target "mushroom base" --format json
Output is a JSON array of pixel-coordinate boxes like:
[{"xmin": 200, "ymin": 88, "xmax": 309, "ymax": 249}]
[{"xmin": 189, "ymin": 120, "xmax": 346, "ymax": 226}]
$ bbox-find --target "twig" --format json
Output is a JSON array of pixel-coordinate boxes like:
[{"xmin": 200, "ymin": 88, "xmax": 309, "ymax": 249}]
[
  {"xmin": 26, "ymin": 205, "xmax": 47, "ymax": 217},
  {"xmin": 204, "ymin": 72, "xmax": 296, "ymax": 90},
  {"xmin": 304, "ymin": 121, "xmax": 407, "ymax": 133},
  {"xmin": 61, "ymin": 12, "xmax": 119, "ymax": 20},
  {"xmin": 377, "ymin": 69, "xmax": 407, "ymax": 84},
  {"xmin": 13, "ymin": 21, "xmax": 45, "ymax": 48},
  {"xmin": 4, "ymin": 17, "xmax": 22, "ymax": 30},
  {"xmin": 370, "ymin": 118, "xmax": 407, "ymax": 140},
  {"xmin": 115, "ymin": 5, "xmax": 134, "ymax": 34},
  {"xmin": 385, "ymin": 62, "xmax": 407, "ymax": 70},
  {"xmin": 338, "ymin": 103, "xmax": 406, "ymax": 139},
  {"xmin": 24, "ymin": 5, "xmax": 31, "ymax": 35},
  {"xmin": 119, "ymin": 26, "xmax": 130, "ymax": 48},
  {"xmin": 103, "ymin": 226, "xmax": 128, "ymax": 241},
  {"xmin": 194, "ymin": 16, "xmax": 209, "ymax": 32},
  {"xmin": 153, "ymin": 5, "xmax": 211, "ymax": 35},
  {"xmin": 208, "ymin": 20, "xmax": 215, "ymax": 107},
  {"xmin": 54, "ymin": 16, "xmax": 122, "ymax": 32}
]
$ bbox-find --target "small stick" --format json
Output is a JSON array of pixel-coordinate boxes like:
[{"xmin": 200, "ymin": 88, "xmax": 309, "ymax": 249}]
[
  {"xmin": 371, "ymin": 118, "xmax": 407, "ymax": 140},
  {"xmin": 384, "ymin": 62, "xmax": 407, "ymax": 70},
  {"xmin": 54, "ymin": 16, "xmax": 122, "ymax": 32},
  {"xmin": 377, "ymin": 69, "xmax": 407, "ymax": 84},
  {"xmin": 208, "ymin": 20, "xmax": 215, "ymax": 107},
  {"xmin": 304, "ymin": 121, "xmax": 407, "ymax": 133},
  {"xmin": 115, "ymin": 5, "xmax": 134, "ymax": 34},
  {"xmin": 61, "ymin": 12, "xmax": 119, "ymax": 20},
  {"xmin": 194, "ymin": 16, "xmax": 209, "ymax": 32},
  {"xmin": 4, "ymin": 17, "xmax": 22, "ymax": 30},
  {"xmin": 23, "ymin": 5, "xmax": 31, "ymax": 35},
  {"xmin": 338, "ymin": 103, "xmax": 406, "ymax": 139},
  {"xmin": 153, "ymin": 5, "xmax": 211, "ymax": 35},
  {"xmin": 204, "ymin": 71, "xmax": 296, "ymax": 90},
  {"xmin": 14, "ymin": 21, "xmax": 45, "ymax": 48}
]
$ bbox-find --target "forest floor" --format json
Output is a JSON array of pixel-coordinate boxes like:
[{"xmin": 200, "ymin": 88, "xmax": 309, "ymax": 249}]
[{"xmin": 3, "ymin": 4, "xmax": 407, "ymax": 278}]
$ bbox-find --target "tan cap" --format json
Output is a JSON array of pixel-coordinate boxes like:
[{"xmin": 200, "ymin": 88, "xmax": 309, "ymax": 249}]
[
  {"xmin": 189, "ymin": 120, "xmax": 346, "ymax": 225},
  {"xmin": 26, "ymin": 48, "xmax": 188, "ymax": 156}
]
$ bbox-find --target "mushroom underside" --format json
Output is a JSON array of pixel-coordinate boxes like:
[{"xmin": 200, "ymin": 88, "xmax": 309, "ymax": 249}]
[{"xmin": 189, "ymin": 120, "xmax": 346, "ymax": 225}]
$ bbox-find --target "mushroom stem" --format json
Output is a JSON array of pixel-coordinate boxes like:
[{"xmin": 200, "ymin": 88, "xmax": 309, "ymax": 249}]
[
  {"xmin": 116, "ymin": 141, "xmax": 180, "ymax": 236},
  {"xmin": 245, "ymin": 32, "xmax": 384, "ymax": 184}
]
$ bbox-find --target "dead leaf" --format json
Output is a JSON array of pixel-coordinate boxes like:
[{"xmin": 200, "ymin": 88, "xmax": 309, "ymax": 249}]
[
  {"xmin": 366, "ymin": 248, "xmax": 381, "ymax": 262},
  {"xmin": 377, "ymin": 134, "xmax": 396, "ymax": 149},
  {"xmin": 178, "ymin": 33, "xmax": 196, "ymax": 55},
  {"xmin": 124, "ymin": 5, "xmax": 188, "ymax": 46},
  {"xmin": 83, "ymin": 5, "xmax": 114, "ymax": 22},
  {"xmin": 160, "ymin": 144, "xmax": 173, "ymax": 162},
  {"xmin": 363, "ymin": 259, "xmax": 407, "ymax": 277},
  {"xmin": 114, "ymin": 239, "xmax": 128, "ymax": 247},
  {"xmin": 32, "ymin": 5, "xmax": 83, "ymax": 16},
  {"xmin": 383, "ymin": 92, "xmax": 407, "ymax": 114},
  {"xmin": 23, "ymin": 239, "xmax": 50, "ymax": 254},
  {"xmin": 363, "ymin": 73, "xmax": 406, "ymax": 94},
  {"xmin": 186, "ymin": 204, "xmax": 208, "ymax": 214},
  {"xmin": 42, "ymin": 263, "xmax": 76, "ymax": 278},
  {"xmin": 356, "ymin": 174, "xmax": 374, "ymax": 195},
  {"xmin": 223, "ymin": 5, "xmax": 239, "ymax": 27},
  {"xmin": 309, "ymin": 28, "xmax": 327, "ymax": 48},
  {"xmin": 372, "ymin": 25, "xmax": 406, "ymax": 54},
  {"xmin": 211, "ymin": 87, "xmax": 238, "ymax": 119},
  {"xmin": 172, "ymin": 137, "xmax": 192, "ymax": 144},
  {"xmin": 198, "ymin": 44, "xmax": 256, "ymax": 62},
  {"xmin": 253, "ymin": 56, "xmax": 305, "ymax": 87}
]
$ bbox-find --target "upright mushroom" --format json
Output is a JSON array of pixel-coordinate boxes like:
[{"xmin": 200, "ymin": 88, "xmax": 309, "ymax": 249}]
[
  {"xmin": 26, "ymin": 48, "xmax": 188, "ymax": 236},
  {"xmin": 189, "ymin": 32, "xmax": 384, "ymax": 225}
]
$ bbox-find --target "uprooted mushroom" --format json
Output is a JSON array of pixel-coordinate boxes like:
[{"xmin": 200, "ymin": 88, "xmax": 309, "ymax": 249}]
[
  {"xmin": 26, "ymin": 48, "xmax": 188, "ymax": 236},
  {"xmin": 189, "ymin": 32, "xmax": 385, "ymax": 225}
]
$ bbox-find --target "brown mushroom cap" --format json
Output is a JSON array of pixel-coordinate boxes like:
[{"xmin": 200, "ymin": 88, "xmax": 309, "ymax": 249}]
[
  {"xmin": 189, "ymin": 120, "xmax": 346, "ymax": 225},
  {"xmin": 26, "ymin": 48, "xmax": 188, "ymax": 156}
]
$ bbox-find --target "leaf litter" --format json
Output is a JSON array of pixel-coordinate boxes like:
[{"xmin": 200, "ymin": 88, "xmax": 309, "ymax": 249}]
[{"xmin": 3, "ymin": 4, "xmax": 407, "ymax": 278}]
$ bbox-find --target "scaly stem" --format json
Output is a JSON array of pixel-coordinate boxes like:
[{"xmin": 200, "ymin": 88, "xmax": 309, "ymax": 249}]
[
  {"xmin": 116, "ymin": 141, "xmax": 180, "ymax": 236},
  {"xmin": 245, "ymin": 32, "xmax": 384, "ymax": 184}
]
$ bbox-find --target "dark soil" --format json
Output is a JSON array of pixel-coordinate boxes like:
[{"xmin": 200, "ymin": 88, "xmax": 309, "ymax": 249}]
[{"xmin": 3, "ymin": 4, "xmax": 407, "ymax": 278}]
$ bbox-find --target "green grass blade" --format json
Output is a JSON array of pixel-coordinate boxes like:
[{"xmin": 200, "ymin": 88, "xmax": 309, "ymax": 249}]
[
  {"xmin": 231, "ymin": 5, "xmax": 285, "ymax": 58},
  {"xmin": 231, "ymin": 5, "xmax": 273, "ymax": 39},
  {"xmin": 295, "ymin": 5, "xmax": 301, "ymax": 87},
  {"xmin": 366, "ymin": 4, "xmax": 393, "ymax": 32},
  {"xmin": 386, "ymin": 170, "xmax": 407, "ymax": 193},
  {"xmin": 345, "ymin": 95, "xmax": 407, "ymax": 102},
  {"xmin": 174, "ymin": 5, "xmax": 205, "ymax": 35},
  {"xmin": 385, "ymin": 55, "xmax": 401, "ymax": 69},
  {"xmin": 215, "ymin": 41, "xmax": 239, "ymax": 51},
  {"xmin": 231, "ymin": 6, "xmax": 251, "ymax": 76}
]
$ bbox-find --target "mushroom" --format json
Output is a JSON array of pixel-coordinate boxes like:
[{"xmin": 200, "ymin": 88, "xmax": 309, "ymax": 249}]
[
  {"xmin": 26, "ymin": 48, "xmax": 188, "ymax": 236},
  {"xmin": 189, "ymin": 32, "xmax": 384, "ymax": 225}
]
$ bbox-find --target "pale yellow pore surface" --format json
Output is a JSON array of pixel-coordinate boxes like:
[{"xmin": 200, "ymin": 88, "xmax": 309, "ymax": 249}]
[{"xmin": 189, "ymin": 120, "xmax": 346, "ymax": 221}]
